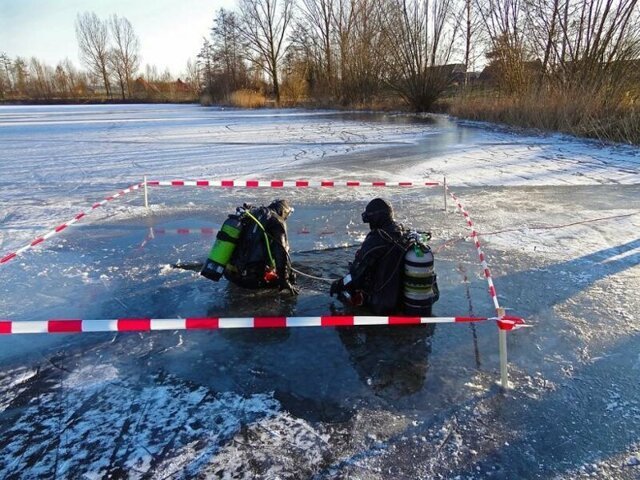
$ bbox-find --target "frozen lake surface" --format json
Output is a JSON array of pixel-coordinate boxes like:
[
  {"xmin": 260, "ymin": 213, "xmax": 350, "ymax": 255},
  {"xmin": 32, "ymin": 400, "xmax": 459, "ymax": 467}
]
[{"xmin": 0, "ymin": 104, "xmax": 639, "ymax": 479}]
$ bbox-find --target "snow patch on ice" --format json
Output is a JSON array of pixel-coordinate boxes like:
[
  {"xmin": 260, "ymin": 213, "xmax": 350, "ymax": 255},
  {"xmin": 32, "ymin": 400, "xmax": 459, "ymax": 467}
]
[
  {"xmin": 159, "ymin": 264, "xmax": 175, "ymax": 275},
  {"xmin": 0, "ymin": 366, "xmax": 282, "ymax": 479},
  {"xmin": 65, "ymin": 364, "xmax": 119, "ymax": 390}
]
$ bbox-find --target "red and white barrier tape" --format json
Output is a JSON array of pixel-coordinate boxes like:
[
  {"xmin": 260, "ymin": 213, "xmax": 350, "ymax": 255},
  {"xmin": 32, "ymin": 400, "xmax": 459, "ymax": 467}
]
[
  {"xmin": 137, "ymin": 227, "xmax": 217, "ymax": 249},
  {"xmin": 137, "ymin": 226, "xmax": 338, "ymax": 252},
  {"xmin": 0, "ymin": 315, "xmax": 527, "ymax": 335},
  {"xmin": 149, "ymin": 226, "xmax": 337, "ymax": 237},
  {"xmin": 445, "ymin": 188, "xmax": 529, "ymax": 331},
  {"xmin": 146, "ymin": 179, "xmax": 440, "ymax": 188},
  {"xmin": 447, "ymin": 189, "xmax": 500, "ymax": 312},
  {"xmin": 496, "ymin": 315, "xmax": 528, "ymax": 331},
  {"xmin": 152, "ymin": 227, "xmax": 216, "ymax": 236},
  {"xmin": 0, "ymin": 183, "xmax": 143, "ymax": 266}
]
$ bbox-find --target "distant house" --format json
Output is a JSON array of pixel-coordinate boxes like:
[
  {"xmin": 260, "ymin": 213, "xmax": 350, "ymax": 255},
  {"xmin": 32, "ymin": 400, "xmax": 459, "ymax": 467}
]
[
  {"xmin": 132, "ymin": 77, "xmax": 161, "ymax": 97},
  {"xmin": 475, "ymin": 58, "xmax": 639, "ymax": 92},
  {"xmin": 466, "ymin": 71, "xmax": 482, "ymax": 83},
  {"xmin": 422, "ymin": 63, "xmax": 473, "ymax": 87},
  {"xmin": 479, "ymin": 60, "xmax": 544, "ymax": 86},
  {"xmin": 478, "ymin": 64, "xmax": 495, "ymax": 84},
  {"xmin": 173, "ymin": 79, "xmax": 192, "ymax": 94},
  {"xmin": 442, "ymin": 63, "xmax": 468, "ymax": 85},
  {"xmin": 129, "ymin": 76, "xmax": 196, "ymax": 101}
]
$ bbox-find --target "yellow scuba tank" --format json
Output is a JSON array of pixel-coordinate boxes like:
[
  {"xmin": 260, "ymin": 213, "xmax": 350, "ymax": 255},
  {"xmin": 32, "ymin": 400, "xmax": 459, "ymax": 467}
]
[{"xmin": 200, "ymin": 214, "xmax": 244, "ymax": 281}]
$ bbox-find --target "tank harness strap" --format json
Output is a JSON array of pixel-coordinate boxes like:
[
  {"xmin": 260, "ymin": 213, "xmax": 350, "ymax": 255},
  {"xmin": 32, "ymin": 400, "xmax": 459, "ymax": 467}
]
[
  {"xmin": 243, "ymin": 209, "xmax": 276, "ymax": 269},
  {"xmin": 216, "ymin": 229, "xmax": 240, "ymax": 244}
]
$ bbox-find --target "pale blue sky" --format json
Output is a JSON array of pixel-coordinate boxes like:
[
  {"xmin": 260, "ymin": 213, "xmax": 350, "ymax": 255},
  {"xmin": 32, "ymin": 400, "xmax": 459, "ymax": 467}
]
[{"xmin": 0, "ymin": 0, "xmax": 235, "ymax": 77}]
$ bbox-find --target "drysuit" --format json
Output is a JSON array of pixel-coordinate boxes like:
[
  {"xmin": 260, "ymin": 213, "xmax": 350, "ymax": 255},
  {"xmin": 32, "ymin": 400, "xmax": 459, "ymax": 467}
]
[
  {"xmin": 224, "ymin": 200, "xmax": 298, "ymax": 295},
  {"xmin": 330, "ymin": 198, "xmax": 406, "ymax": 314}
]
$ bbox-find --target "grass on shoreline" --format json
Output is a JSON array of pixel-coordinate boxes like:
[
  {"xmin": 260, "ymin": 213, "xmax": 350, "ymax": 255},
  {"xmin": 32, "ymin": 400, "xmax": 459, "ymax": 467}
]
[{"xmin": 447, "ymin": 89, "xmax": 640, "ymax": 145}]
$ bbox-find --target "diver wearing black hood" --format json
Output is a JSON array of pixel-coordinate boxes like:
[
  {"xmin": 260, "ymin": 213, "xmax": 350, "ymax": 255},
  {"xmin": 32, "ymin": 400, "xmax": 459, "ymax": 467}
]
[
  {"xmin": 330, "ymin": 198, "xmax": 406, "ymax": 314},
  {"xmin": 222, "ymin": 199, "xmax": 298, "ymax": 295}
]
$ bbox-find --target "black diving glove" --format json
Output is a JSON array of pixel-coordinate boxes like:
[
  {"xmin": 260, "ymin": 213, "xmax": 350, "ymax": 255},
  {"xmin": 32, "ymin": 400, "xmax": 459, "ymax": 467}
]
[{"xmin": 329, "ymin": 278, "xmax": 344, "ymax": 297}]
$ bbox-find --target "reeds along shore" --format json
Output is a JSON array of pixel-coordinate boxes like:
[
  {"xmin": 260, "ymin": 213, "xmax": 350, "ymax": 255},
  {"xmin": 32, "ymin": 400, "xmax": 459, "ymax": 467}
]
[{"xmin": 448, "ymin": 87, "xmax": 640, "ymax": 145}]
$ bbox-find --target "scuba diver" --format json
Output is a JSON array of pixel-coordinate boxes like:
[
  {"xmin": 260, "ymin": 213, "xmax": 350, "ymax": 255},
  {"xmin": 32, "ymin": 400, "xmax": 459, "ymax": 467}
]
[
  {"xmin": 201, "ymin": 199, "xmax": 298, "ymax": 295},
  {"xmin": 329, "ymin": 198, "xmax": 439, "ymax": 315}
]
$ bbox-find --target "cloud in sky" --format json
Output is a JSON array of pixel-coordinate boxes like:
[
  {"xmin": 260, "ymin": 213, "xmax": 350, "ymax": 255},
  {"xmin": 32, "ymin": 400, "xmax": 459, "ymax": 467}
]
[{"xmin": 0, "ymin": 0, "xmax": 235, "ymax": 76}]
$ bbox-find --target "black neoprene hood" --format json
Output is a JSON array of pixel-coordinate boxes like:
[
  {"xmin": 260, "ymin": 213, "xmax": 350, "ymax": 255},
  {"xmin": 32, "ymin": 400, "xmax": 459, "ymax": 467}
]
[
  {"xmin": 269, "ymin": 199, "xmax": 293, "ymax": 220},
  {"xmin": 362, "ymin": 198, "xmax": 393, "ymax": 225}
]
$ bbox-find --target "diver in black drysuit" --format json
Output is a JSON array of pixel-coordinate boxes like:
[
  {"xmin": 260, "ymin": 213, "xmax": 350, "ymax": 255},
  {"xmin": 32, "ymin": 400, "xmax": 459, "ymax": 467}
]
[
  {"xmin": 224, "ymin": 199, "xmax": 298, "ymax": 295},
  {"xmin": 330, "ymin": 198, "xmax": 406, "ymax": 314}
]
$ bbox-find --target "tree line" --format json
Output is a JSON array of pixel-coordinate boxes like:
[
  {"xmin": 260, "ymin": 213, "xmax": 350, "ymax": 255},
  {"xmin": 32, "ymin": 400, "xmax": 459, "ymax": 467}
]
[
  {"xmin": 197, "ymin": 0, "xmax": 470, "ymax": 109},
  {"xmin": 453, "ymin": 0, "xmax": 640, "ymax": 143},
  {"xmin": 2, "ymin": 1, "xmax": 639, "ymax": 141},
  {"xmin": 0, "ymin": 12, "xmax": 196, "ymax": 103},
  {"xmin": 198, "ymin": 0, "xmax": 640, "ymax": 113}
]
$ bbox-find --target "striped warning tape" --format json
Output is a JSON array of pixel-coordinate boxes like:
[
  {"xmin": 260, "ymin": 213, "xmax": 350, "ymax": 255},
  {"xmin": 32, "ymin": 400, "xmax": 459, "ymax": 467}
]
[
  {"xmin": 146, "ymin": 179, "xmax": 440, "ymax": 188},
  {"xmin": 152, "ymin": 227, "xmax": 216, "ymax": 235},
  {"xmin": 137, "ymin": 226, "xmax": 338, "ymax": 252},
  {"xmin": 0, "ymin": 178, "xmax": 439, "ymax": 265},
  {"xmin": 0, "ymin": 183, "xmax": 143, "ymax": 266},
  {"xmin": 496, "ymin": 315, "xmax": 528, "ymax": 331},
  {"xmin": 0, "ymin": 315, "xmax": 528, "ymax": 335},
  {"xmin": 145, "ymin": 227, "xmax": 336, "ymax": 236},
  {"xmin": 137, "ymin": 226, "xmax": 217, "ymax": 250},
  {"xmin": 446, "ymin": 188, "xmax": 501, "ymax": 312}
]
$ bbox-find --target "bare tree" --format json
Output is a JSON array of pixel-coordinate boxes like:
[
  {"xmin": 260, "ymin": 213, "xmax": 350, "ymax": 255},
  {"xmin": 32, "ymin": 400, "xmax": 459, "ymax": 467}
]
[
  {"xmin": 520, "ymin": 0, "xmax": 640, "ymax": 100},
  {"xmin": 237, "ymin": 0, "xmax": 294, "ymax": 105},
  {"xmin": 54, "ymin": 64, "xmax": 71, "ymax": 97},
  {"xmin": 555, "ymin": 0, "xmax": 639, "ymax": 94},
  {"xmin": 60, "ymin": 59, "xmax": 85, "ymax": 98},
  {"xmin": 109, "ymin": 15, "xmax": 140, "ymax": 100},
  {"xmin": 460, "ymin": 0, "xmax": 485, "ymax": 84},
  {"xmin": 475, "ymin": 0, "xmax": 530, "ymax": 93},
  {"xmin": 76, "ymin": 12, "xmax": 112, "ymax": 98},
  {"xmin": 523, "ymin": 0, "xmax": 561, "ymax": 84},
  {"xmin": 13, "ymin": 57, "xmax": 29, "ymax": 96},
  {"xmin": 211, "ymin": 8, "xmax": 249, "ymax": 98},
  {"xmin": 197, "ymin": 39, "xmax": 216, "ymax": 97},
  {"xmin": 28, "ymin": 57, "xmax": 54, "ymax": 99},
  {"xmin": 380, "ymin": 0, "xmax": 460, "ymax": 110},
  {"xmin": 332, "ymin": 0, "xmax": 357, "ymax": 101},
  {"xmin": 331, "ymin": 0, "xmax": 389, "ymax": 104},
  {"xmin": 185, "ymin": 58, "xmax": 201, "ymax": 95},
  {"xmin": 0, "ymin": 53, "xmax": 11, "ymax": 99},
  {"xmin": 145, "ymin": 64, "xmax": 161, "ymax": 83},
  {"xmin": 296, "ymin": 0, "xmax": 335, "ymax": 93},
  {"xmin": 463, "ymin": 0, "xmax": 473, "ymax": 84}
]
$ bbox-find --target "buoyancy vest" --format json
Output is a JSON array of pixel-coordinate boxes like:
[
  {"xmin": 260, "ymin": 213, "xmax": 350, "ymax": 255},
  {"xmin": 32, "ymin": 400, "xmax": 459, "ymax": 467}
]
[{"xmin": 229, "ymin": 207, "xmax": 272, "ymax": 269}]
